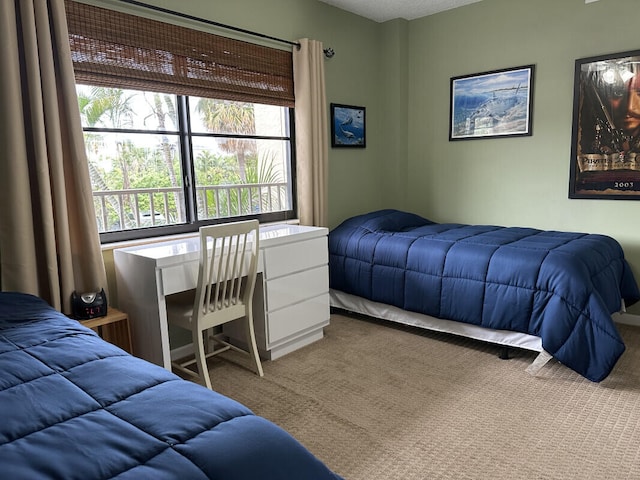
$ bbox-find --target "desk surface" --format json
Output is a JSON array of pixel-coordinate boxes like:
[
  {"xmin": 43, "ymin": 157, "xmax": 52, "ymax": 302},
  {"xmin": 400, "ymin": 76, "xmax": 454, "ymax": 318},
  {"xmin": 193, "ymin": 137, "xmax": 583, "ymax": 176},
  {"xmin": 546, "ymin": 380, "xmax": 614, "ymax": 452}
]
[{"xmin": 115, "ymin": 224, "xmax": 327, "ymax": 268}]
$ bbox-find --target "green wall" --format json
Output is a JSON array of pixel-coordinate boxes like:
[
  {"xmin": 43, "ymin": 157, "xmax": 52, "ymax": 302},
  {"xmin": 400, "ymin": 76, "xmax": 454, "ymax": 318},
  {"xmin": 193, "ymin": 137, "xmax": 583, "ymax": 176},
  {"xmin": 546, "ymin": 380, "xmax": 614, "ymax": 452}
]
[{"xmin": 407, "ymin": 0, "xmax": 640, "ymax": 313}]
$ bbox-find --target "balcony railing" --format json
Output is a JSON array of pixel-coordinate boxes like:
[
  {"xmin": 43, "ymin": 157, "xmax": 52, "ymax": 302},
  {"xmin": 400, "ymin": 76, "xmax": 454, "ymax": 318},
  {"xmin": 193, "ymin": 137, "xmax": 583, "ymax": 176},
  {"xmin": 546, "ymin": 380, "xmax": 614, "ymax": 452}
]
[{"xmin": 93, "ymin": 183, "xmax": 290, "ymax": 233}]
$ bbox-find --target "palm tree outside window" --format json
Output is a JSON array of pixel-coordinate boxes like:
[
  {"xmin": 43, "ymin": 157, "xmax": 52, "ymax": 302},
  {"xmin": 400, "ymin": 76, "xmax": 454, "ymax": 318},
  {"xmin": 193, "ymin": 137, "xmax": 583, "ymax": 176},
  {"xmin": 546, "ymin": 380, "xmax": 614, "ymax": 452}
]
[{"xmin": 77, "ymin": 85, "xmax": 296, "ymax": 243}]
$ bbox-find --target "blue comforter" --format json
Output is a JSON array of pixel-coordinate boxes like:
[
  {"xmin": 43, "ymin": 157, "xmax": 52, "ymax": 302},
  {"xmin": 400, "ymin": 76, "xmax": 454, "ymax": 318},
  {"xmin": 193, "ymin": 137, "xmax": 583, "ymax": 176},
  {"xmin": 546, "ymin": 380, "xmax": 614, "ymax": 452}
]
[
  {"xmin": 0, "ymin": 292, "xmax": 341, "ymax": 479},
  {"xmin": 329, "ymin": 210, "xmax": 640, "ymax": 382}
]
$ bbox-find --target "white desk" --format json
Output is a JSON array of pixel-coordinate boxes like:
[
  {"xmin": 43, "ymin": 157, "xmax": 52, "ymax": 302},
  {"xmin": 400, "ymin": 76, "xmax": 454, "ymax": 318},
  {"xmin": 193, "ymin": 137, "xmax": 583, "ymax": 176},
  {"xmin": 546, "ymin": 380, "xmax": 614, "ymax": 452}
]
[{"xmin": 114, "ymin": 224, "xmax": 330, "ymax": 369}]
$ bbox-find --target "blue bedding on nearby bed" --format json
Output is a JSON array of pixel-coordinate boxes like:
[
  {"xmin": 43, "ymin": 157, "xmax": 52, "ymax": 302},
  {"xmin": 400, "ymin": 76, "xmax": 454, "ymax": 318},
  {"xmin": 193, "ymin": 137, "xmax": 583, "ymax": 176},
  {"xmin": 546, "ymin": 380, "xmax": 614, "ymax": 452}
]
[
  {"xmin": 329, "ymin": 209, "xmax": 640, "ymax": 382},
  {"xmin": 0, "ymin": 292, "xmax": 341, "ymax": 479}
]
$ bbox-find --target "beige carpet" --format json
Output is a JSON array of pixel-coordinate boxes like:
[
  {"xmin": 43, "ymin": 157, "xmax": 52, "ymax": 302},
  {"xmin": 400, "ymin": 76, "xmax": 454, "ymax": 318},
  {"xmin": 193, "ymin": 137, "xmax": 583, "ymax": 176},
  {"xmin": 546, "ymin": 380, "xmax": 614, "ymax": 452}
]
[{"xmin": 206, "ymin": 313, "xmax": 640, "ymax": 480}]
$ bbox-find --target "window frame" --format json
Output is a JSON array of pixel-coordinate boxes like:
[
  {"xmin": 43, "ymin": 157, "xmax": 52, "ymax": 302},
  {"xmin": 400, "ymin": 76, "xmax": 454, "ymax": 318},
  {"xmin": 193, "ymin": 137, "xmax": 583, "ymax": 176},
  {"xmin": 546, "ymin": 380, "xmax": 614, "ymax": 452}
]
[{"xmin": 81, "ymin": 90, "xmax": 297, "ymax": 244}]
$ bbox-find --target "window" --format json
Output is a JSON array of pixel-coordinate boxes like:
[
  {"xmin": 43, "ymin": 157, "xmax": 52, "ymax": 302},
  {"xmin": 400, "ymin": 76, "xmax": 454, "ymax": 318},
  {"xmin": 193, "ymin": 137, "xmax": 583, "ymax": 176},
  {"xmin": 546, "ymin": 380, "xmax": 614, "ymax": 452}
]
[
  {"xmin": 66, "ymin": 0, "xmax": 296, "ymax": 242},
  {"xmin": 78, "ymin": 85, "xmax": 296, "ymax": 242}
]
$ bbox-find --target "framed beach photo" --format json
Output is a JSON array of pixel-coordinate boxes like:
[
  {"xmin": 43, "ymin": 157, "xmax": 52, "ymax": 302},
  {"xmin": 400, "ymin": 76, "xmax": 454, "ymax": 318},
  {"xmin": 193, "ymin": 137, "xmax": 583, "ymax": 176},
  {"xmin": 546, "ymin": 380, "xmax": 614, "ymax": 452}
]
[
  {"xmin": 449, "ymin": 65, "xmax": 535, "ymax": 140},
  {"xmin": 569, "ymin": 49, "xmax": 640, "ymax": 200},
  {"xmin": 330, "ymin": 103, "xmax": 366, "ymax": 148}
]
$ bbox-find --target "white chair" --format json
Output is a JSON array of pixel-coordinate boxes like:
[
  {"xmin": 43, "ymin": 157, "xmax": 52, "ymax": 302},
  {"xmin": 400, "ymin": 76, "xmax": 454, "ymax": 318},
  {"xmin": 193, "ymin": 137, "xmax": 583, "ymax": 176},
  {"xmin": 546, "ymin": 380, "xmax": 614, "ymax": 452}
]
[{"xmin": 166, "ymin": 220, "xmax": 263, "ymax": 390}]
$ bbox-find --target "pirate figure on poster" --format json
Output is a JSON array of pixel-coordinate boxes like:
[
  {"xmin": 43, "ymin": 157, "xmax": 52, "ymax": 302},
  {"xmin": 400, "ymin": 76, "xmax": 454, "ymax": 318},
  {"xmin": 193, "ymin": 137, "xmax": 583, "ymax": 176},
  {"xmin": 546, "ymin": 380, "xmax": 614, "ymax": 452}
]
[{"xmin": 572, "ymin": 52, "xmax": 640, "ymax": 198}]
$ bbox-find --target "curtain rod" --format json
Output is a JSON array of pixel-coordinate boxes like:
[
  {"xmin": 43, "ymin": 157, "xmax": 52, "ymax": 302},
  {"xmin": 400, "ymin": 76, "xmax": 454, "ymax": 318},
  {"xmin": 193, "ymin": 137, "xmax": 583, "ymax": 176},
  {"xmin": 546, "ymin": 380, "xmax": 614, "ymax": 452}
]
[{"xmin": 115, "ymin": 0, "xmax": 301, "ymax": 49}]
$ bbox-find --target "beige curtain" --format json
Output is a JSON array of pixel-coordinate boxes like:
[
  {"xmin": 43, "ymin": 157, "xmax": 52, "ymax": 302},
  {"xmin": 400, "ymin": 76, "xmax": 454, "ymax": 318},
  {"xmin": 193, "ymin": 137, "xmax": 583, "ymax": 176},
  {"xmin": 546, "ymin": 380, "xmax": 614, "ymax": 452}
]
[
  {"xmin": 293, "ymin": 38, "xmax": 329, "ymax": 227},
  {"xmin": 0, "ymin": 0, "xmax": 107, "ymax": 313}
]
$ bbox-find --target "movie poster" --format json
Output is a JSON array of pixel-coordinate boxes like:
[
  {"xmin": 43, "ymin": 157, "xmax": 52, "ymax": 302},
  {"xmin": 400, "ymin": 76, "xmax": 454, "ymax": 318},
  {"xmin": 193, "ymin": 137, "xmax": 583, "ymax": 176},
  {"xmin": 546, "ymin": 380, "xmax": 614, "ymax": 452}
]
[{"xmin": 570, "ymin": 50, "xmax": 640, "ymax": 199}]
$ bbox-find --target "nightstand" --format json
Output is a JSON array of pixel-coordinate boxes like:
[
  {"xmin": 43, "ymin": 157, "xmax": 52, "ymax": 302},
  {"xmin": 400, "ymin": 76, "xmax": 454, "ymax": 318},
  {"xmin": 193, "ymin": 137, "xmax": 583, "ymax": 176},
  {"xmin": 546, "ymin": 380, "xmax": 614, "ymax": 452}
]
[{"xmin": 80, "ymin": 307, "xmax": 133, "ymax": 354}]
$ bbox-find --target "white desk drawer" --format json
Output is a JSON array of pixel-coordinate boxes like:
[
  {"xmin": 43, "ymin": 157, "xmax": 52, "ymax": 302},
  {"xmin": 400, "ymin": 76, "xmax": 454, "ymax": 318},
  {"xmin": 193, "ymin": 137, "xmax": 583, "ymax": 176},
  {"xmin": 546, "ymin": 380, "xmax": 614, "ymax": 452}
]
[
  {"xmin": 159, "ymin": 261, "xmax": 198, "ymax": 296},
  {"xmin": 265, "ymin": 265, "xmax": 328, "ymax": 312},
  {"xmin": 159, "ymin": 250, "xmax": 256, "ymax": 297},
  {"xmin": 268, "ymin": 294, "xmax": 329, "ymax": 344},
  {"xmin": 263, "ymin": 237, "xmax": 328, "ymax": 279}
]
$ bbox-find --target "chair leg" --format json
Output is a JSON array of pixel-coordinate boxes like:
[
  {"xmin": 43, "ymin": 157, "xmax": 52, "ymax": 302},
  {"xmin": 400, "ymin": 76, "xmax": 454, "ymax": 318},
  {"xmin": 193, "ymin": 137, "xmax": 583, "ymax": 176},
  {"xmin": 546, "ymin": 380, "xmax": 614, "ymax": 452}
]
[
  {"xmin": 204, "ymin": 326, "xmax": 216, "ymax": 353},
  {"xmin": 245, "ymin": 308, "xmax": 264, "ymax": 377},
  {"xmin": 193, "ymin": 328, "xmax": 213, "ymax": 390}
]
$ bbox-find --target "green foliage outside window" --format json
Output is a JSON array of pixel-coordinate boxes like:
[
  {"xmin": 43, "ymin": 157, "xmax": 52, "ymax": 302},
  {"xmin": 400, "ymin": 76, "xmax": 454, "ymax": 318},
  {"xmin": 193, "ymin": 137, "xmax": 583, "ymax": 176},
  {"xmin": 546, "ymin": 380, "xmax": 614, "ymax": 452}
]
[{"xmin": 77, "ymin": 85, "xmax": 290, "ymax": 233}]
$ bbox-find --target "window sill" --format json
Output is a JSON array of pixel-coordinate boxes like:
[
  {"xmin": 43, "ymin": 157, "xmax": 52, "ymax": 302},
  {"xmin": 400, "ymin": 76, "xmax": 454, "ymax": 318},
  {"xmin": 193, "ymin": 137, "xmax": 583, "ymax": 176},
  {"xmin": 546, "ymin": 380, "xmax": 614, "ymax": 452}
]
[{"xmin": 101, "ymin": 218, "xmax": 300, "ymax": 252}]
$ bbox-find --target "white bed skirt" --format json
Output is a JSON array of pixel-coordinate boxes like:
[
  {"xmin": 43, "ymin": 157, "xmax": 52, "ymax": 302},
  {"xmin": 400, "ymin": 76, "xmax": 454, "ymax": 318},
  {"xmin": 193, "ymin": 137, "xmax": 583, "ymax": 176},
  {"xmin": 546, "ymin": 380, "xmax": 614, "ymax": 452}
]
[{"xmin": 330, "ymin": 289, "xmax": 542, "ymax": 352}]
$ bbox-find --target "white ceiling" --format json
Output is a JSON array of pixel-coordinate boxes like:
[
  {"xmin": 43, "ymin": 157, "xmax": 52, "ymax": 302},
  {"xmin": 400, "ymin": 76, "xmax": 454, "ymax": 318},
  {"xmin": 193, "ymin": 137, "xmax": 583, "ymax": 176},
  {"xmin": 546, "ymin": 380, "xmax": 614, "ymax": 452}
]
[{"xmin": 317, "ymin": 0, "xmax": 484, "ymax": 22}]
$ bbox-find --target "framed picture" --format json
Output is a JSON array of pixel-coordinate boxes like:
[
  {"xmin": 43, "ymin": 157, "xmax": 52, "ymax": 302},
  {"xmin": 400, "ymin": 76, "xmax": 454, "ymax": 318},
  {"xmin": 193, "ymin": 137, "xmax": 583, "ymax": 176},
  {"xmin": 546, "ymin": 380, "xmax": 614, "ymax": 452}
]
[
  {"xmin": 569, "ymin": 49, "xmax": 640, "ymax": 199},
  {"xmin": 449, "ymin": 65, "xmax": 535, "ymax": 140},
  {"xmin": 330, "ymin": 103, "xmax": 366, "ymax": 148}
]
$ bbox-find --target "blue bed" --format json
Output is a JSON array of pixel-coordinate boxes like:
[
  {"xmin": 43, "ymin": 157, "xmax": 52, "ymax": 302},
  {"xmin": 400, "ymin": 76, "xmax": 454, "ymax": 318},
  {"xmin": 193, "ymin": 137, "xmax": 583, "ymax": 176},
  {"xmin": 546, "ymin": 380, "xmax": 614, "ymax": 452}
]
[
  {"xmin": 329, "ymin": 209, "xmax": 640, "ymax": 382},
  {"xmin": 0, "ymin": 292, "xmax": 342, "ymax": 479}
]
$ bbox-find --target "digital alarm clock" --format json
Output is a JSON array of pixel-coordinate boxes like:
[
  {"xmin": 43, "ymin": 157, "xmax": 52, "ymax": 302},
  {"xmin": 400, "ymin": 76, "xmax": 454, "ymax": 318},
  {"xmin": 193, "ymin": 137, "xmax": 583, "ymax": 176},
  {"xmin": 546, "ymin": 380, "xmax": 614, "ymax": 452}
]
[{"xmin": 71, "ymin": 288, "xmax": 107, "ymax": 319}]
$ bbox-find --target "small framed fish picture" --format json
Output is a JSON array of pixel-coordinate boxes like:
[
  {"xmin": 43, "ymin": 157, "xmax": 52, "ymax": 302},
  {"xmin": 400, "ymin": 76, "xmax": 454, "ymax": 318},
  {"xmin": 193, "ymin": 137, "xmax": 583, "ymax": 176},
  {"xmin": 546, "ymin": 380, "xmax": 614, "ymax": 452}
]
[
  {"xmin": 449, "ymin": 64, "xmax": 535, "ymax": 140},
  {"xmin": 330, "ymin": 103, "xmax": 366, "ymax": 148}
]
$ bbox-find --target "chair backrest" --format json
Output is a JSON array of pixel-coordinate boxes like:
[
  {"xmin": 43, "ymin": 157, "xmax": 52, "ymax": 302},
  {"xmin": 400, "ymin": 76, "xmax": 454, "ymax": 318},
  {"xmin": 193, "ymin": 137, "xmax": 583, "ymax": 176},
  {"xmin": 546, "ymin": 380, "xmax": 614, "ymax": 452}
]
[{"xmin": 194, "ymin": 220, "xmax": 260, "ymax": 328}]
